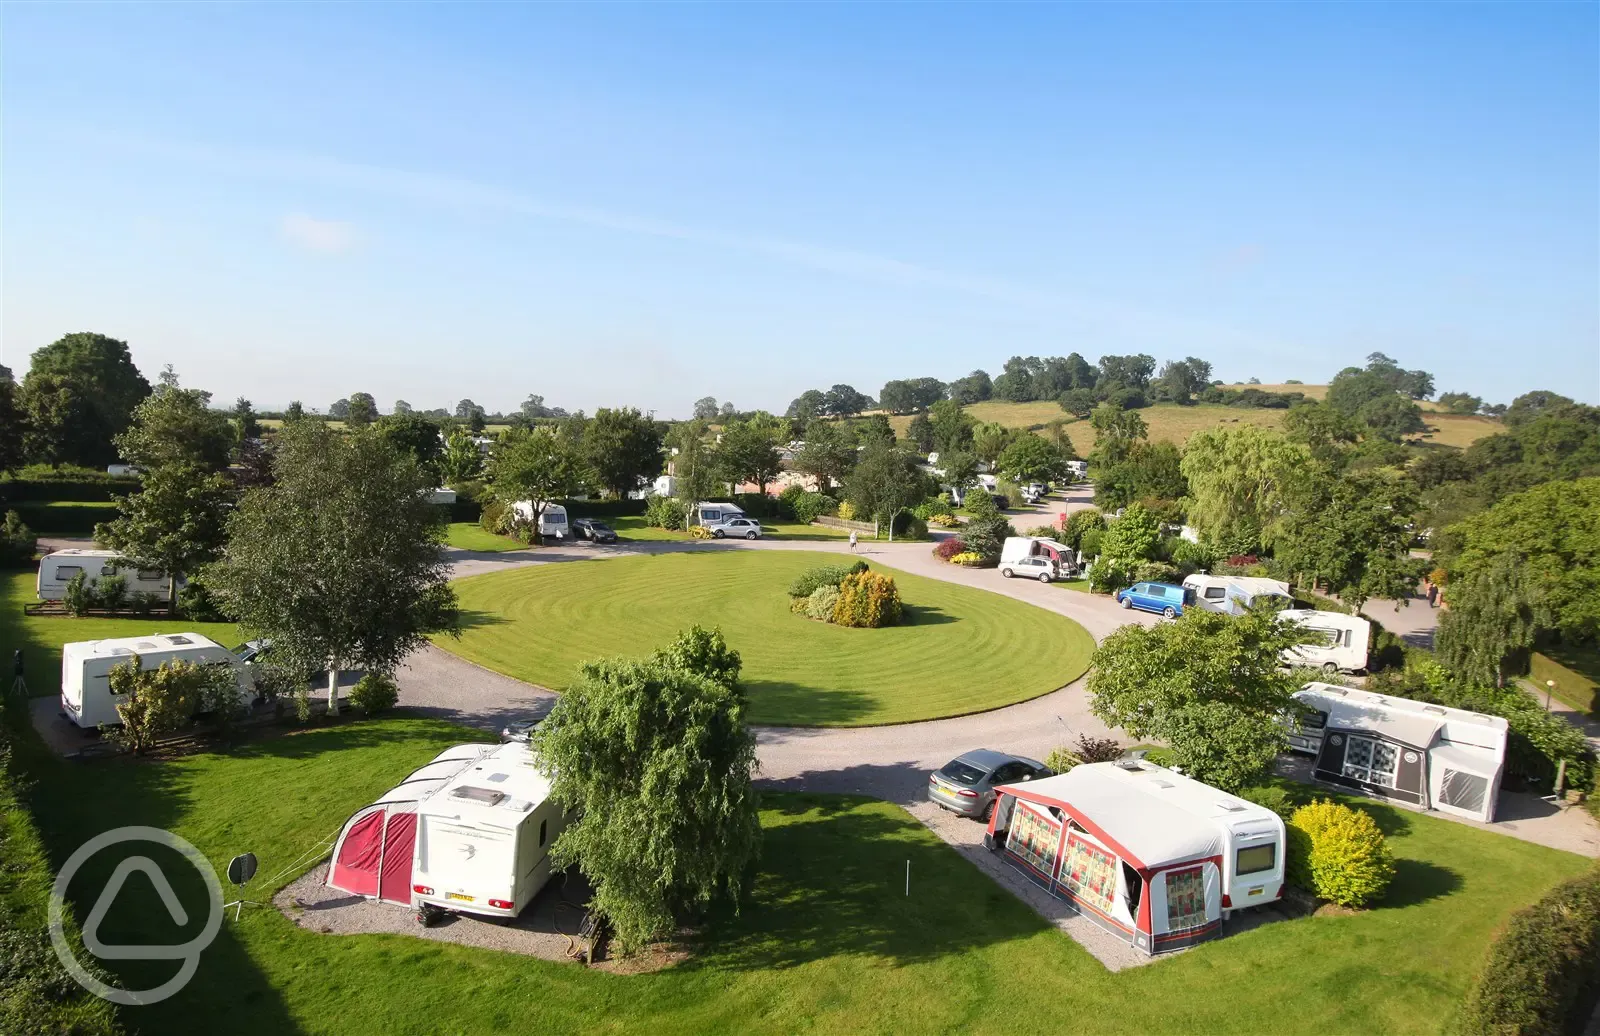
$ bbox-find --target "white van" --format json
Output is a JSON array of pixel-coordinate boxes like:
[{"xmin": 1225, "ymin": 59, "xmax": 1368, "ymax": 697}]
[
  {"xmin": 512, "ymin": 501, "xmax": 570, "ymax": 539},
  {"xmin": 60, "ymin": 632, "xmax": 254, "ymax": 729},
  {"xmin": 999, "ymin": 536, "xmax": 1077, "ymax": 581},
  {"xmin": 1279, "ymin": 609, "xmax": 1370, "ymax": 674},
  {"xmin": 695, "ymin": 501, "xmax": 746, "ymax": 526},
  {"xmin": 1182, "ymin": 575, "xmax": 1292, "ymax": 616},
  {"xmin": 410, "ymin": 740, "xmax": 569, "ymax": 919},
  {"xmin": 37, "ymin": 549, "xmax": 175, "ymax": 603}
]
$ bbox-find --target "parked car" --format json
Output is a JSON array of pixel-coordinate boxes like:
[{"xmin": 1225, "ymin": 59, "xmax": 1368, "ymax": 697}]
[
  {"xmin": 708, "ymin": 517, "xmax": 763, "ymax": 540},
  {"xmin": 927, "ymin": 749, "xmax": 1052, "ymax": 820},
  {"xmin": 500, "ymin": 717, "xmax": 543, "ymax": 742},
  {"xmin": 572, "ymin": 518, "xmax": 617, "ymax": 544},
  {"xmin": 1114, "ymin": 581, "xmax": 1194, "ymax": 618},
  {"xmin": 1000, "ymin": 555, "xmax": 1058, "ymax": 582}
]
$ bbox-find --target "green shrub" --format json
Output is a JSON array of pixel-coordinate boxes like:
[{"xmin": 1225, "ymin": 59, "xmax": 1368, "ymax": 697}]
[
  {"xmin": 644, "ymin": 494, "xmax": 684, "ymax": 530},
  {"xmin": 1045, "ymin": 746, "xmax": 1082, "ymax": 773},
  {"xmin": 1141, "ymin": 747, "xmax": 1178, "ymax": 768},
  {"xmin": 963, "ymin": 515, "xmax": 1015, "ymax": 559},
  {"xmin": 129, "ymin": 590, "xmax": 158, "ymax": 617},
  {"xmin": 479, "ymin": 498, "xmax": 510, "ymax": 534},
  {"xmin": 928, "ymin": 513, "xmax": 962, "ymax": 528},
  {"xmin": 95, "ymin": 574, "xmax": 127, "ymax": 610},
  {"xmin": 890, "ymin": 512, "xmax": 928, "ymax": 540},
  {"xmin": 1024, "ymin": 524, "xmax": 1059, "ymax": 538},
  {"xmin": 1133, "ymin": 561, "xmax": 1180, "ymax": 584},
  {"xmin": 832, "ymin": 570, "xmax": 902, "ymax": 628},
  {"xmin": 789, "ymin": 492, "xmax": 838, "ymax": 524},
  {"xmin": 963, "ymin": 490, "xmax": 999, "ymax": 517},
  {"xmin": 104, "ymin": 656, "xmax": 210, "ymax": 752},
  {"xmin": 1089, "ymin": 558, "xmax": 1133, "ymax": 594},
  {"xmin": 1061, "ymin": 508, "xmax": 1105, "ymax": 550},
  {"xmin": 950, "ymin": 551, "xmax": 986, "ymax": 567},
  {"xmin": 1170, "ymin": 538, "xmax": 1216, "ymax": 570},
  {"xmin": 0, "ymin": 511, "xmax": 36, "ymax": 566},
  {"xmin": 777, "ymin": 483, "xmax": 806, "ymax": 519},
  {"xmin": 789, "ymin": 562, "xmax": 865, "ymax": 598},
  {"xmin": 1237, "ymin": 782, "xmax": 1309, "ymax": 821},
  {"xmin": 1287, "ymin": 800, "xmax": 1395, "ymax": 907},
  {"xmin": 349, "ymin": 673, "xmax": 401, "ymax": 716},
  {"xmin": 1460, "ymin": 867, "xmax": 1600, "ymax": 1036},
  {"xmin": 1079, "ymin": 528, "xmax": 1104, "ymax": 558},
  {"xmin": 804, "ymin": 585, "xmax": 841, "ymax": 621},
  {"xmin": 913, "ymin": 496, "xmax": 954, "ymax": 521},
  {"xmin": 177, "ymin": 578, "xmax": 231, "ymax": 622},
  {"xmin": 62, "ymin": 571, "xmax": 95, "ymax": 616}
]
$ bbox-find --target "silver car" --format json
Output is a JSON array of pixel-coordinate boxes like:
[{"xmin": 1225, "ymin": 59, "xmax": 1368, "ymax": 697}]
[{"xmin": 927, "ymin": 749, "xmax": 1052, "ymax": 820}]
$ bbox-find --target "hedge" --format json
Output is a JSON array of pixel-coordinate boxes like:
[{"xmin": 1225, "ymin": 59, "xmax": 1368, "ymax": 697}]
[
  {"xmin": 10, "ymin": 502, "xmax": 120, "ymax": 535},
  {"xmin": 1460, "ymin": 867, "xmax": 1600, "ymax": 1036},
  {"xmin": 0, "ymin": 477, "xmax": 138, "ymax": 503}
]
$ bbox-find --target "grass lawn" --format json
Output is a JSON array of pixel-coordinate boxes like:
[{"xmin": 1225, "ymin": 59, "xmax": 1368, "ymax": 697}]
[
  {"xmin": 439, "ymin": 551, "xmax": 1095, "ymax": 725},
  {"xmin": 607, "ymin": 515, "xmax": 856, "ymax": 543},
  {"xmin": 0, "ymin": 570, "xmax": 240, "ymax": 699},
  {"xmin": 1531, "ymin": 644, "xmax": 1600, "ymax": 716},
  {"xmin": 9, "ymin": 713, "xmax": 1590, "ymax": 1036},
  {"xmin": 442, "ymin": 521, "xmax": 527, "ymax": 552},
  {"xmin": 1054, "ymin": 578, "xmax": 1092, "ymax": 593},
  {"xmin": 10, "ymin": 499, "xmax": 121, "ymax": 535}
]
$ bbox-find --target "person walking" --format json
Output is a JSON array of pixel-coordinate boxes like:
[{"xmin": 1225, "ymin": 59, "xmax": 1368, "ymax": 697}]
[
  {"xmin": 1426, "ymin": 581, "xmax": 1439, "ymax": 608},
  {"xmin": 848, "ymin": 530, "xmax": 858, "ymax": 553}
]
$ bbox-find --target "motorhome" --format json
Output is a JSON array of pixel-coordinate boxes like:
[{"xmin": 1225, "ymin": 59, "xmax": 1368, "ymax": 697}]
[
  {"xmin": 60, "ymin": 632, "xmax": 253, "ymax": 729},
  {"xmin": 695, "ymin": 501, "xmax": 746, "ymax": 526},
  {"xmin": 1280, "ymin": 609, "xmax": 1370, "ymax": 673},
  {"xmin": 999, "ymin": 537, "xmax": 1078, "ymax": 581},
  {"xmin": 512, "ymin": 501, "xmax": 570, "ymax": 539},
  {"xmin": 1182, "ymin": 575, "xmax": 1292, "ymax": 616},
  {"xmin": 424, "ymin": 488, "xmax": 457, "ymax": 506},
  {"xmin": 985, "ymin": 760, "xmax": 1285, "ymax": 955},
  {"xmin": 37, "ymin": 549, "xmax": 175, "ymax": 603},
  {"xmin": 327, "ymin": 740, "xmax": 568, "ymax": 919}
]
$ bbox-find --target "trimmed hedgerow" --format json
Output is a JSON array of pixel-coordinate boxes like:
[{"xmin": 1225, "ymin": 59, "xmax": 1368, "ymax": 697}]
[{"xmin": 1460, "ymin": 867, "xmax": 1600, "ymax": 1036}]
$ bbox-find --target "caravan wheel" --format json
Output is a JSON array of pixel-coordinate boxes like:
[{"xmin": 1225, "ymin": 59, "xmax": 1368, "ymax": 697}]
[{"xmin": 1322, "ymin": 662, "xmax": 1340, "ymax": 674}]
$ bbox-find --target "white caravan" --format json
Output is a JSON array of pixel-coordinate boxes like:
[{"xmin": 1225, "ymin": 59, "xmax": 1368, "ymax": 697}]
[
  {"xmin": 37, "ymin": 549, "xmax": 176, "ymax": 603},
  {"xmin": 1182, "ymin": 575, "xmax": 1292, "ymax": 616},
  {"xmin": 512, "ymin": 501, "xmax": 570, "ymax": 539},
  {"xmin": 999, "ymin": 536, "xmax": 1077, "ymax": 581},
  {"xmin": 1279, "ymin": 609, "xmax": 1371, "ymax": 674},
  {"xmin": 60, "ymin": 632, "xmax": 253, "ymax": 729},
  {"xmin": 695, "ymin": 501, "xmax": 746, "ymax": 526}
]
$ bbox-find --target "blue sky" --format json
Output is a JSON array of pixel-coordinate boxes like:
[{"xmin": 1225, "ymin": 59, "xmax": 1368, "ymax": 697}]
[{"xmin": 3, "ymin": 3, "xmax": 1596, "ymax": 415}]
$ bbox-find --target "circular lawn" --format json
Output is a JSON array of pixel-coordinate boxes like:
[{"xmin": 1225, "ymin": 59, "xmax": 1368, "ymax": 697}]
[{"xmin": 439, "ymin": 551, "xmax": 1095, "ymax": 727}]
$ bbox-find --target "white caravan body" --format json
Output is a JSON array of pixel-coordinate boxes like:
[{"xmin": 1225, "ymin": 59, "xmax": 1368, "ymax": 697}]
[
  {"xmin": 1182, "ymin": 575, "xmax": 1292, "ymax": 616},
  {"xmin": 1280, "ymin": 609, "xmax": 1371, "ymax": 673},
  {"xmin": 37, "ymin": 549, "xmax": 175, "ymax": 603},
  {"xmin": 695, "ymin": 501, "xmax": 746, "ymax": 526},
  {"xmin": 999, "ymin": 537, "xmax": 1078, "ymax": 577},
  {"xmin": 512, "ymin": 501, "xmax": 570, "ymax": 539},
  {"xmin": 411, "ymin": 740, "xmax": 569, "ymax": 918},
  {"xmin": 60, "ymin": 632, "xmax": 252, "ymax": 729}
]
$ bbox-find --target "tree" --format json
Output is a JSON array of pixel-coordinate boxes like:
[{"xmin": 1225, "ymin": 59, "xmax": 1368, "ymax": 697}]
[
  {"xmin": 438, "ymin": 430, "xmax": 483, "ymax": 482},
  {"xmin": 947, "ymin": 370, "xmax": 992, "ymax": 405},
  {"xmin": 1285, "ymin": 400, "xmax": 1360, "ymax": 466},
  {"xmin": 530, "ymin": 629, "xmax": 760, "ymax": 953},
  {"xmin": 927, "ymin": 399, "xmax": 974, "ymax": 457},
  {"xmin": 1363, "ymin": 352, "xmax": 1434, "ymax": 400},
  {"xmin": 1088, "ymin": 609, "xmax": 1309, "ymax": 790},
  {"xmin": 1151, "ymin": 357, "xmax": 1212, "ymax": 403},
  {"xmin": 878, "ymin": 378, "xmax": 945, "ymax": 414},
  {"xmin": 208, "ymin": 421, "xmax": 458, "ymax": 715},
  {"xmin": 1504, "ymin": 390, "xmax": 1575, "ymax": 428},
  {"xmin": 1096, "ymin": 353, "xmax": 1156, "ymax": 389},
  {"xmin": 328, "ymin": 398, "xmax": 351, "ymax": 420},
  {"xmin": 346, "ymin": 392, "xmax": 378, "ymax": 428},
  {"xmin": 693, "ymin": 396, "xmax": 721, "ymax": 421},
  {"xmin": 1358, "ymin": 393, "xmax": 1425, "ymax": 441},
  {"xmin": 232, "ymin": 397, "xmax": 261, "ymax": 453},
  {"xmin": 393, "ymin": 399, "xmax": 414, "ymax": 415},
  {"xmin": 1093, "ymin": 441, "xmax": 1186, "ymax": 511},
  {"xmin": 716, "ymin": 415, "xmax": 783, "ymax": 497},
  {"xmin": 1277, "ymin": 469, "xmax": 1419, "ymax": 610},
  {"xmin": 374, "ymin": 412, "xmax": 445, "ymax": 480},
  {"xmin": 794, "ymin": 419, "xmax": 855, "ymax": 492},
  {"xmin": 0, "ymin": 375, "xmax": 26, "ymax": 474},
  {"xmin": 1057, "ymin": 387, "xmax": 1098, "ymax": 419},
  {"xmin": 492, "ymin": 426, "xmax": 589, "ymax": 536},
  {"xmin": 466, "ymin": 408, "xmax": 487, "ymax": 435},
  {"xmin": 785, "ymin": 389, "xmax": 827, "ymax": 424},
  {"xmin": 114, "ymin": 372, "xmax": 235, "ymax": 472},
  {"xmin": 1437, "ymin": 392, "xmax": 1482, "ymax": 416},
  {"xmin": 1435, "ymin": 553, "xmax": 1541, "ymax": 688},
  {"xmin": 995, "ymin": 434, "xmax": 1068, "ymax": 487},
  {"xmin": 96, "ymin": 463, "xmax": 233, "ymax": 614},
  {"xmin": 667, "ymin": 419, "xmax": 719, "ymax": 524},
  {"xmin": 992, "ymin": 357, "xmax": 1039, "ymax": 402},
  {"xmin": 19, "ymin": 374, "xmax": 92, "ymax": 468},
  {"xmin": 845, "ymin": 440, "xmax": 921, "ymax": 538},
  {"xmin": 585, "ymin": 407, "xmax": 664, "ymax": 499},
  {"xmin": 522, "ymin": 394, "xmax": 567, "ymax": 420},
  {"xmin": 821, "ymin": 385, "xmax": 873, "ymax": 417},
  {"xmin": 285, "ymin": 401, "xmax": 305, "ymax": 422},
  {"xmin": 938, "ymin": 450, "xmax": 980, "ymax": 497},
  {"xmin": 906, "ymin": 412, "xmax": 935, "ymax": 453},
  {"xmin": 1086, "ymin": 404, "xmax": 1147, "ymax": 466},
  {"xmin": 972, "ymin": 422, "xmax": 1018, "ymax": 467},
  {"xmin": 20, "ymin": 332, "xmax": 150, "ymax": 467},
  {"xmin": 1093, "ymin": 501, "xmax": 1161, "ymax": 588},
  {"xmin": 1179, "ymin": 425, "xmax": 1307, "ymax": 553}
]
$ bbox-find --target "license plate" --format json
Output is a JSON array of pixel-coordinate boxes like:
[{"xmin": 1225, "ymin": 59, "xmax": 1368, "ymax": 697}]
[
  {"xmin": 446, "ymin": 892, "xmax": 475, "ymax": 902},
  {"xmin": 1247, "ymin": 887, "xmax": 1263, "ymax": 897}
]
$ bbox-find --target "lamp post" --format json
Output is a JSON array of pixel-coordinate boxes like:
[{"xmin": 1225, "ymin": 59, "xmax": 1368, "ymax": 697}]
[{"xmin": 1546, "ymin": 679, "xmax": 1556, "ymax": 712}]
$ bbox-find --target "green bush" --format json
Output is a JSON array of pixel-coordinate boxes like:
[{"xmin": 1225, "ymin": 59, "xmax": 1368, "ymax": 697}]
[
  {"xmin": 890, "ymin": 511, "xmax": 928, "ymax": 540},
  {"xmin": 789, "ymin": 562, "xmax": 866, "ymax": 599},
  {"xmin": 479, "ymin": 498, "xmax": 510, "ymax": 534},
  {"xmin": 349, "ymin": 673, "xmax": 401, "ymax": 716},
  {"xmin": 1237, "ymin": 782, "xmax": 1309, "ymax": 821},
  {"xmin": 1170, "ymin": 538, "xmax": 1216, "ymax": 570},
  {"xmin": 129, "ymin": 590, "xmax": 158, "ymax": 617},
  {"xmin": 1024, "ymin": 524, "xmax": 1059, "ymax": 538},
  {"xmin": 963, "ymin": 514, "xmax": 1015, "ymax": 559},
  {"xmin": 1287, "ymin": 800, "xmax": 1395, "ymax": 907},
  {"xmin": 644, "ymin": 494, "xmax": 684, "ymax": 530},
  {"xmin": 104, "ymin": 657, "xmax": 210, "ymax": 752},
  {"xmin": 1079, "ymin": 528, "xmax": 1104, "ymax": 558},
  {"xmin": 1460, "ymin": 867, "xmax": 1600, "ymax": 1036},
  {"xmin": 95, "ymin": 574, "xmax": 128, "ymax": 610},
  {"xmin": 950, "ymin": 551, "xmax": 986, "ymax": 566},
  {"xmin": 62, "ymin": 571, "xmax": 95, "ymax": 616},
  {"xmin": 1141, "ymin": 747, "xmax": 1178, "ymax": 768},
  {"xmin": 789, "ymin": 492, "xmax": 838, "ymax": 524},
  {"xmin": 1045, "ymin": 746, "xmax": 1082, "ymax": 773},
  {"xmin": 0, "ymin": 511, "xmax": 35, "ymax": 566},
  {"xmin": 11, "ymin": 501, "xmax": 119, "ymax": 535},
  {"xmin": 177, "ymin": 578, "xmax": 231, "ymax": 622},
  {"xmin": 832, "ymin": 570, "xmax": 902, "ymax": 628},
  {"xmin": 963, "ymin": 490, "xmax": 999, "ymax": 518},
  {"xmin": 804, "ymin": 585, "xmax": 841, "ymax": 621},
  {"xmin": 912, "ymin": 496, "xmax": 954, "ymax": 521},
  {"xmin": 1061, "ymin": 508, "xmax": 1105, "ymax": 550},
  {"xmin": 1133, "ymin": 561, "xmax": 1180, "ymax": 584}
]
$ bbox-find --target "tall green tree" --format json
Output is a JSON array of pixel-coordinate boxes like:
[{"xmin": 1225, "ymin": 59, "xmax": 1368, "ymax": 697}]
[
  {"xmin": 232, "ymin": 397, "xmax": 261, "ymax": 451},
  {"xmin": 20, "ymin": 332, "xmax": 150, "ymax": 467},
  {"xmin": 1436, "ymin": 553, "xmax": 1542, "ymax": 688},
  {"xmin": 583, "ymin": 407, "xmax": 664, "ymax": 499},
  {"xmin": 374, "ymin": 412, "xmax": 445, "ymax": 480},
  {"xmin": 666, "ymin": 418, "xmax": 719, "ymax": 524},
  {"xmin": 906, "ymin": 411, "xmax": 935, "ymax": 453},
  {"xmin": 0, "ymin": 374, "xmax": 26, "ymax": 474},
  {"xmin": 114, "ymin": 370, "xmax": 235, "ymax": 472},
  {"xmin": 995, "ymin": 434, "xmax": 1068, "ymax": 487},
  {"xmin": 1088, "ymin": 609, "xmax": 1309, "ymax": 790},
  {"xmin": 1179, "ymin": 425, "xmax": 1308, "ymax": 553},
  {"xmin": 716, "ymin": 415, "xmax": 783, "ymax": 498},
  {"xmin": 491, "ymin": 426, "xmax": 590, "ymax": 535},
  {"xmin": 844, "ymin": 439, "xmax": 922, "ymax": 539},
  {"xmin": 531, "ymin": 628, "xmax": 760, "ymax": 953},
  {"xmin": 346, "ymin": 392, "xmax": 378, "ymax": 428},
  {"xmin": 208, "ymin": 422, "xmax": 458, "ymax": 715},
  {"xmin": 1277, "ymin": 469, "xmax": 1419, "ymax": 609},
  {"xmin": 95, "ymin": 463, "xmax": 233, "ymax": 613},
  {"xmin": 794, "ymin": 419, "xmax": 855, "ymax": 493},
  {"xmin": 971, "ymin": 422, "xmax": 1018, "ymax": 467},
  {"xmin": 927, "ymin": 399, "xmax": 974, "ymax": 457},
  {"xmin": 1086, "ymin": 404, "xmax": 1147, "ymax": 466},
  {"xmin": 1284, "ymin": 400, "xmax": 1360, "ymax": 467},
  {"xmin": 438, "ymin": 430, "xmax": 484, "ymax": 483}
]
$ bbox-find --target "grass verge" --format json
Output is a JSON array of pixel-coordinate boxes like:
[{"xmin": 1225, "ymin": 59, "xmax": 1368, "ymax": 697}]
[{"xmin": 442, "ymin": 522, "xmax": 527, "ymax": 552}]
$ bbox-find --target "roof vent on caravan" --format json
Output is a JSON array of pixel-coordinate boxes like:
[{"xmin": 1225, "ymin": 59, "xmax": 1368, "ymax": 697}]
[
  {"xmin": 165, "ymin": 635, "xmax": 194, "ymax": 645},
  {"xmin": 136, "ymin": 641, "xmax": 159, "ymax": 651},
  {"xmin": 1116, "ymin": 759, "xmax": 1144, "ymax": 771},
  {"xmin": 1151, "ymin": 780, "xmax": 1174, "ymax": 789},
  {"xmin": 1217, "ymin": 802, "xmax": 1247, "ymax": 812},
  {"xmin": 487, "ymin": 772, "xmax": 509, "ymax": 783},
  {"xmin": 110, "ymin": 647, "xmax": 133, "ymax": 656},
  {"xmin": 450, "ymin": 786, "xmax": 506, "ymax": 806}
]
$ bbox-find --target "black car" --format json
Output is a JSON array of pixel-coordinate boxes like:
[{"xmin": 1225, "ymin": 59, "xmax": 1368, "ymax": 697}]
[{"xmin": 572, "ymin": 518, "xmax": 618, "ymax": 544}]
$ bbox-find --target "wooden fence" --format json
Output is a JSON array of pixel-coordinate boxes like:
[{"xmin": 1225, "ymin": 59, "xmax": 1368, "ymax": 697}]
[{"xmin": 810, "ymin": 515, "xmax": 878, "ymax": 535}]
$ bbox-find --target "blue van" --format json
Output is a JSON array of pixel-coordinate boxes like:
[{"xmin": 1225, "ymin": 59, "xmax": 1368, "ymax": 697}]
[{"xmin": 1114, "ymin": 581, "xmax": 1194, "ymax": 618}]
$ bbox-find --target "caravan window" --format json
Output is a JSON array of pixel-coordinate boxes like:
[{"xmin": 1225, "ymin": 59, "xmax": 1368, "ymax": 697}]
[
  {"xmin": 55, "ymin": 566, "xmax": 83, "ymax": 580},
  {"xmin": 539, "ymin": 820, "xmax": 548, "ymax": 847},
  {"xmin": 1203, "ymin": 587, "xmax": 1226, "ymax": 600},
  {"xmin": 1306, "ymin": 627, "xmax": 1339, "ymax": 648},
  {"xmin": 1439, "ymin": 770, "xmax": 1489, "ymax": 814},
  {"xmin": 1341, "ymin": 736, "xmax": 1399, "ymax": 789},
  {"xmin": 1165, "ymin": 867, "xmax": 1208, "ymax": 931},
  {"xmin": 137, "ymin": 570, "xmax": 161, "ymax": 581},
  {"xmin": 1236, "ymin": 843, "xmax": 1276, "ymax": 876}
]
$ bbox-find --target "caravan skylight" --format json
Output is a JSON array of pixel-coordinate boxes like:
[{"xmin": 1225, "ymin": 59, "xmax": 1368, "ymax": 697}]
[
  {"xmin": 165, "ymin": 635, "xmax": 194, "ymax": 645},
  {"xmin": 450, "ymin": 786, "xmax": 507, "ymax": 805}
]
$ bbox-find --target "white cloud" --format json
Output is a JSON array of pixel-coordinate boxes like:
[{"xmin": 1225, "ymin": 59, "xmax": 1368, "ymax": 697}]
[{"xmin": 280, "ymin": 212, "xmax": 357, "ymax": 253}]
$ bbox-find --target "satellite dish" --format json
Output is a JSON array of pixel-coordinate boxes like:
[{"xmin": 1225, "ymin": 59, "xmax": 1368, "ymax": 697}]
[{"xmin": 227, "ymin": 852, "xmax": 258, "ymax": 886}]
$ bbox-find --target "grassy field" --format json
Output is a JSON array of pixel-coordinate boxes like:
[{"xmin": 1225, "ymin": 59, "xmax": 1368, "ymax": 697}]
[
  {"xmin": 442, "ymin": 522, "xmax": 527, "ymax": 552},
  {"xmin": 606, "ymin": 515, "xmax": 853, "ymax": 543},
  {"xmin": 439, "ymin": 551, "xmax": 1095, "ymax": 725},
  {"xmin": 1415, "ymin": 413, "xmax": 1504, "ymax": 449},
  {"xmin": 1531, "ymin": 644, "xmax": 1600, "ymax": 716},
  {"xmin": 9, "ymin": 713, "xmax": 1588, "ymax": 1036},
  {"xmin": 0, "ymin": 570, "xmax": 240, "ymax": 700},
  {"xmin": 10, "ymin": 500, "xmax": 120, "ymax": 535}
]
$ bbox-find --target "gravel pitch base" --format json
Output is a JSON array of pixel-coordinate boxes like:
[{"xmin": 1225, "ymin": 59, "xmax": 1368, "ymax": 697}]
[{"xmin": 275, "ymin": 862, "xmax": 596, "ymax": 962}]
